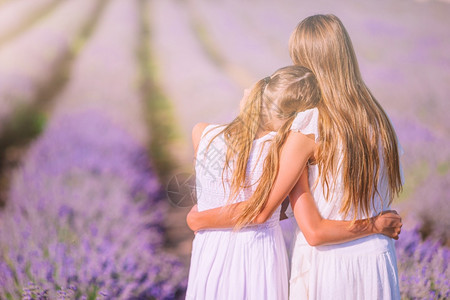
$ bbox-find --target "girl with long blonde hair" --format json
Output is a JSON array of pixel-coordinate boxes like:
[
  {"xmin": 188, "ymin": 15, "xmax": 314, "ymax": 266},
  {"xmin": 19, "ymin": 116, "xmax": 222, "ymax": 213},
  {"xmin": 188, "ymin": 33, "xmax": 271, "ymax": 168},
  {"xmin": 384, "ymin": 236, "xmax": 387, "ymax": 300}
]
[
  {"xmin": 186, "ymin": 64, "xmax": 402, "ymax": 300},
  {"xmin": 287, "ymin": 14, "xmax": 403, "ymax": 299}
]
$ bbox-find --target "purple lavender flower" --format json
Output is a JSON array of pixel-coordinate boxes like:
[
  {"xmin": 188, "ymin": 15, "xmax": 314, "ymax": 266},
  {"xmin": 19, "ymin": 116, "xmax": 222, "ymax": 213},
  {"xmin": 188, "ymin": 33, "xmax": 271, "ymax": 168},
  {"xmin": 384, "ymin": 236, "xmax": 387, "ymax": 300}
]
[
  {"xmin": 0, "ymin": 110, "xmax": 186, "ymax": 299},
  {"xmin": 396, "ymin": 228, "xmax": 450, "ymax": 299}
]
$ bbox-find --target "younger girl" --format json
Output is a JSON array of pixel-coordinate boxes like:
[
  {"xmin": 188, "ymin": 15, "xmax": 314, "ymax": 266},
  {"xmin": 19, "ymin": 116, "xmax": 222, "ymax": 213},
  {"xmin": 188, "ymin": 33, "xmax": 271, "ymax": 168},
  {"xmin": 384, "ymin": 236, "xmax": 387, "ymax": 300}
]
[{"xmin": 186, "ymin": 65, "xmax": 402, "ymax": 300}]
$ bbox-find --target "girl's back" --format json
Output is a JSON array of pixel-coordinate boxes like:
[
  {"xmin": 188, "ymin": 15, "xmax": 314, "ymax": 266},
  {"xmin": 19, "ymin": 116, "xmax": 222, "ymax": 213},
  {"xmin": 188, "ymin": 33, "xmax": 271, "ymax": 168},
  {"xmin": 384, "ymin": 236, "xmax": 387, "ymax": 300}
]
[
  {"xmin": 186, "ymin": 124, "xmax": 289, "ymax": 300},
  {"xmin": 288, "ymin": 108, "xmax": 401, "ymax": 300}
]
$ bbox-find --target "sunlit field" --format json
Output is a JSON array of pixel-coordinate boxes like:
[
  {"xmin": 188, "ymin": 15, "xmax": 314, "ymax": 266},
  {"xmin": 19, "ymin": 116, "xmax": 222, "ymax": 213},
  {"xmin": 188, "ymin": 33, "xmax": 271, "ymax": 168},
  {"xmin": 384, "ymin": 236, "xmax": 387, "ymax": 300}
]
[{"xmin": 0, "ymin": 0, "xmax": 448, "ymax": 299}]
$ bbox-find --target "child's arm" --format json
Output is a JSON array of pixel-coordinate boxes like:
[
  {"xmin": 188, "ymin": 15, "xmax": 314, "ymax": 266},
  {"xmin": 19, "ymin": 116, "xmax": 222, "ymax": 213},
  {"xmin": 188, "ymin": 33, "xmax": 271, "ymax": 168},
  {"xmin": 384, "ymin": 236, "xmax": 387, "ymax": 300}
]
[
  {"xmin": 187, "ymin": 130, "xmax": 314, "ymax": 230},
  {"xmin": 187, "ymin": 130, "xmax": 402, "ymax": 243},
  {"xmin": 289, "ymin": 169, "xmax": 402, "ymax": 246}
]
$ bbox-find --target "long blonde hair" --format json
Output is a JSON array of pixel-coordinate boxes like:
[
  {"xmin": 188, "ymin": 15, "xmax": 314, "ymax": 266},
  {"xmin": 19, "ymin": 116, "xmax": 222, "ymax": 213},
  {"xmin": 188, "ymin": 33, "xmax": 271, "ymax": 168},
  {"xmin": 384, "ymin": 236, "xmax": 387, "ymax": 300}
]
[
  {"xmin": 289, "ymin": 14, "xmax": 402, "ymax": 221},
  {"xmin": 207, "ymin": 66, "xmax": 320, "ymax": 228}
]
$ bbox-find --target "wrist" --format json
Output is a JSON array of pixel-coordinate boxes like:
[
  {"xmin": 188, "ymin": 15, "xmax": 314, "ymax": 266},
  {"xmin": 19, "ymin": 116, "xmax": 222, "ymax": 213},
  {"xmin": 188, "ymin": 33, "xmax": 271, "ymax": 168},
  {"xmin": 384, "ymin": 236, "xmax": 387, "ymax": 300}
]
[
  {"xmin": 370, "ymin": 216, "xmax": 380, "ymax": 234},
  {"xmin": 187, "ymin": 211, "xmax": 200, "ymax": 232}
]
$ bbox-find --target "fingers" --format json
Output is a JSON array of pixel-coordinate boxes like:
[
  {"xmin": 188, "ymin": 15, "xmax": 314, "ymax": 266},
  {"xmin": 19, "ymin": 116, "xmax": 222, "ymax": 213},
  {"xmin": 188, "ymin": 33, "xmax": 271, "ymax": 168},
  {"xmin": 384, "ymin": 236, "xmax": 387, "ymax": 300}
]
[
  {"xmin": 385, "ymin": 225, "xmax": 402, "ymax": 240},
  {"xmin": 384, "ymin": 217, "xmax": 401, "ymax": 228},
  {"xmin": 393, "ymin": 227, "xmax": 402, "ymax": 240},
  {"xmin": 381, "ymin": 210, "xmax": 398, "ymax": 215},
  {"xmin": 381, "ymin": 213, "xmax": 402, "ymax": 222},
  {"xmin": 388, "ymin": 215, "xmax": 402, "ymax": 226}
]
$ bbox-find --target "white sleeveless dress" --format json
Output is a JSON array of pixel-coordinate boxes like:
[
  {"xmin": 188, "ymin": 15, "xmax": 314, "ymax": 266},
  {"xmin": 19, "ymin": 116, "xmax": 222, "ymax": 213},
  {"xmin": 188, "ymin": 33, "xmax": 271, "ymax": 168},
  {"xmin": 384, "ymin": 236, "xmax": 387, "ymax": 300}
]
[
  {"xmin": 288, "ymin": 108, "xmax": 402, "ymax": 300},
  {"xmin": 186, "ymin": 124, "xmax": 289, "ymax": 300}
]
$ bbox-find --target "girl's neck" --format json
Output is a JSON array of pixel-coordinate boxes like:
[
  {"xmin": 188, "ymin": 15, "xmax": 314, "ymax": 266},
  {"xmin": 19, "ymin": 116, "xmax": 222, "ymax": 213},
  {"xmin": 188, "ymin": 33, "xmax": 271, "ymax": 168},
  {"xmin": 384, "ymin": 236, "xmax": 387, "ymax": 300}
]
[{"xmin": 255, "ymin": 129, "xmax": 273, "ymax": 139}]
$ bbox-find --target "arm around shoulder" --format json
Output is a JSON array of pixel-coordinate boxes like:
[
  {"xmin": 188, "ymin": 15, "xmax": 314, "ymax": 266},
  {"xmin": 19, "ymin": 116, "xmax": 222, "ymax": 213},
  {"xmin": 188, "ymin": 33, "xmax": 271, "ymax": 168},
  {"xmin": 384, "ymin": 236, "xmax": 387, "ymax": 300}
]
[
  {"xmin": 289, "ymin": 169, "xmax": 403, "ymax": 246},
  {"xmin": 186, "ymin": 130, "xmax": 316, "ymax": 230},
  {"xmin": 251, "ymin": 130, "xmax": 316, "ymax": 225}
]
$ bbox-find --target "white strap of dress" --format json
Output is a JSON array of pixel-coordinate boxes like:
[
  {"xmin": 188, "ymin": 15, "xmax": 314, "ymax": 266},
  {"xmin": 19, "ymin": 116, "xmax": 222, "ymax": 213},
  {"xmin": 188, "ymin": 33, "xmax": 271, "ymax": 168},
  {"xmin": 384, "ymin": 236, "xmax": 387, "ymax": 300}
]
[{"xmin": 290, "ymin": 108, "xmax": 320, "ymax": 143}]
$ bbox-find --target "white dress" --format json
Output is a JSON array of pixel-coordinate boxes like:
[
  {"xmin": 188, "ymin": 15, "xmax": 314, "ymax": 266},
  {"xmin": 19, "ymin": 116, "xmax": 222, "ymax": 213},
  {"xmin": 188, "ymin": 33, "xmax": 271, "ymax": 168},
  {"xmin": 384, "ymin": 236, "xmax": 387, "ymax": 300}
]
[
  {"xmin": 288, "ymin": 108, "xmax": 402, "ymax": 300},
  {"xmin": 186, "ymin": 124, "xmax": 289, "ymax": 300}
]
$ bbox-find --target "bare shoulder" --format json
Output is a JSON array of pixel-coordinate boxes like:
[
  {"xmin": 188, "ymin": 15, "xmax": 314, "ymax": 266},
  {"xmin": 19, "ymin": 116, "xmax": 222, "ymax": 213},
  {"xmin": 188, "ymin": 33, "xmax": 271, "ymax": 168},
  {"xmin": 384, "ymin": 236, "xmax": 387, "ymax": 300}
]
[
  {"xmin": 192, "ymin": 122, "xmax": 210, "ymax": 142},
  {"xmin": 285, "ymin": 130, "xmax": 317, "ymax": 157},
  {"xmin": 192, "ymin": 122, "xmax": 210, "ymax": 156}
]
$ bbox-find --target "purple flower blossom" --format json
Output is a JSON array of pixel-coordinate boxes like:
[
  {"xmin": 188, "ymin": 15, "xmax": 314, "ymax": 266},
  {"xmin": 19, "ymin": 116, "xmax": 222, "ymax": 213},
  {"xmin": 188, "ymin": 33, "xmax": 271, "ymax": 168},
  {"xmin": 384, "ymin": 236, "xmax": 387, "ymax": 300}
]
[
  {"xmin": 396, "ymin": 228, "xmax": 450, "ymax": 299},
  {"xmin": 0, "ymin": 111, "xmax": 186, "ymax": 299}
]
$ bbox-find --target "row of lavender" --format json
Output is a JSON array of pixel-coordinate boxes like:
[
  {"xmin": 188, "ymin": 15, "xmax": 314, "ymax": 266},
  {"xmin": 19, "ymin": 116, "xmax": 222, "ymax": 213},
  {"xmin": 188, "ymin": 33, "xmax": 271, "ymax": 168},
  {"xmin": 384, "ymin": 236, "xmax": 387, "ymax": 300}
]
[
  {"xmin": 0, "ymin": 112, "xmax": 186, "ymax": 299},
  {"xmin": 151, "ymin": 0, "xmax": 450, "ymax": 298},
  {"xmin": 392, "ymin": 117, "xmax": 450, "ymax": 299},
  {"xmin": 0, "ymin": 0, "xmax": 102, "ymax": 133},
  {"xmin": 0, "ymin": 0, "xmax": 57, "ymax": 45},
  {"xmin": 148, "ymin": 0, "xmax": 244, "ymax": 168},
  {"xmin": 0, "ymin": 0, "xmax": 186, "ymax": 298}
]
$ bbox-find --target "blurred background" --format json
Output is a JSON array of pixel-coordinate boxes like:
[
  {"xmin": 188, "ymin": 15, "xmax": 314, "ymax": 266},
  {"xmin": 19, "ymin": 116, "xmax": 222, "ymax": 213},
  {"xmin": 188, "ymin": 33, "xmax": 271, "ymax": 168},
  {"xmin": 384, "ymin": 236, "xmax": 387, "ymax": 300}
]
[{"xmin": 0, "ymin": 0, "xmax": 448, "ymax": 299}]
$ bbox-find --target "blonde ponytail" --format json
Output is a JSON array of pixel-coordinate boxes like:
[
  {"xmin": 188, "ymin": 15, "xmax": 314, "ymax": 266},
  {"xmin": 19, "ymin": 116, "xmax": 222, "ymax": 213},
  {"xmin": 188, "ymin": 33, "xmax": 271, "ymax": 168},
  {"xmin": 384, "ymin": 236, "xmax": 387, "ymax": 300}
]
[{"xmin": 207, "ymin": 66, "xmax": 320, "ymax": 229}]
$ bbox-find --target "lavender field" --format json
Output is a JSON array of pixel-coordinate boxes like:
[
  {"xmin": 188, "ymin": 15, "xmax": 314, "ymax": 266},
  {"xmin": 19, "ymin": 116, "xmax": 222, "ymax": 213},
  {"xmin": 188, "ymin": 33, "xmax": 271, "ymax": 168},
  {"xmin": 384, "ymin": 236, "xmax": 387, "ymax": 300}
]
[{"xmin": 0, "ymin": 0, "xmax": 449, "ymax": 299}]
